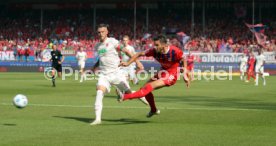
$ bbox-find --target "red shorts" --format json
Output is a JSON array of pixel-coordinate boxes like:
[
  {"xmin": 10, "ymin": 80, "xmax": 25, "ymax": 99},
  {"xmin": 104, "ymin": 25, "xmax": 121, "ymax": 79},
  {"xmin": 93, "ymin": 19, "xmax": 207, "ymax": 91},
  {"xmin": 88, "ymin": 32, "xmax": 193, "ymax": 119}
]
[{"xmin": 152, "ymin": 70, "xmax": 178, "ymax": 86}]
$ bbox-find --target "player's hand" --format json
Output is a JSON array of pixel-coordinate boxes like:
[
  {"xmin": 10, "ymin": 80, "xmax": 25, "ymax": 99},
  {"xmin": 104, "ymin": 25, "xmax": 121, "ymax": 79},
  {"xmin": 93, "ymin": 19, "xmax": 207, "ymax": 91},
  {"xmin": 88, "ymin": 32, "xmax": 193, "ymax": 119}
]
[
  {"xmin": 58, "ymin": 61, "xmax": 62, "ymax": 64},
  {"xmin": 119, "ymin": 62, "xmax": 129, "ymax": 67}
]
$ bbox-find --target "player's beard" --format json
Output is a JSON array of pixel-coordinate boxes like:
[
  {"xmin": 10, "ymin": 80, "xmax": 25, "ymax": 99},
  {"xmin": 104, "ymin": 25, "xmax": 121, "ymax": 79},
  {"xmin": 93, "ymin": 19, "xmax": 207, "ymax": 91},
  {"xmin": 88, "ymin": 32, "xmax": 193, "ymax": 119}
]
[
  {"xmin": 160, "ymin": 47, "xmax": 166, "ymax": 54},
  {"xmin": 100, "ymin": 36, "xmax": 107, "ymax": 42},
  {"xmin": 156, "ymin": 47, "xmax": 163, "ymax": 53}
]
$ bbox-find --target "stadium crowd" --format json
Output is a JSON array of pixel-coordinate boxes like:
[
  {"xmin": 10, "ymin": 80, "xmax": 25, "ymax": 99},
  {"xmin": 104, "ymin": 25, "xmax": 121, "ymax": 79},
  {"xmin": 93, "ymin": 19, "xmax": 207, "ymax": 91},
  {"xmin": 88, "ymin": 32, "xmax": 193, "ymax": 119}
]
[{"xmin": 0, "ymin": 8, "xmax": 275, "ymax": 60}]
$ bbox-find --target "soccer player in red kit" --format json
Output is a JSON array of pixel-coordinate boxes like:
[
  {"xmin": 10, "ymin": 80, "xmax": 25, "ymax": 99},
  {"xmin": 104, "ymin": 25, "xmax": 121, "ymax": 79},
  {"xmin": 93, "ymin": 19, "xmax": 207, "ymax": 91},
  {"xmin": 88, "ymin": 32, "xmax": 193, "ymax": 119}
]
[
  {"xmin": 119, "ymin": 35, "xmax": 188, "ymax": 117},
  {"xmin": 246, "ymin": 52, "xmax": 256, "ymax": 82},
  {"xmin": 186, "ymin": 50, "xmax": 196, "ymax": 82}
]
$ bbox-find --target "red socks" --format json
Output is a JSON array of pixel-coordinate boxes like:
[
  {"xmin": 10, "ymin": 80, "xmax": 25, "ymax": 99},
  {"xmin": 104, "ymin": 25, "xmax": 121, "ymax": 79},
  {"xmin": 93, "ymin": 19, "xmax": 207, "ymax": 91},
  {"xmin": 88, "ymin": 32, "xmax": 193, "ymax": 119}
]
[
  {"xmin": 124, "ymin": 84, "xmax": 154, "ymax": 100},
  {"xmin": 145, "ymin": 92, "xmax": 157, "ymax": 113}
]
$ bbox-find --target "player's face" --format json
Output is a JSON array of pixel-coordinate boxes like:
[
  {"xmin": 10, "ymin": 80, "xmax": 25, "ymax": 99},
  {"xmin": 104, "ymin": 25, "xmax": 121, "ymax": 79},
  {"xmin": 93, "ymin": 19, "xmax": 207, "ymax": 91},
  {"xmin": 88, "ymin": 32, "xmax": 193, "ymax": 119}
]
[
  {"xmin": 123, "ymin": 38, "xmax": 129, "ymax": 46},
  {"xmin": 154, "ymin": 40, "xmax": 164, "ymax": 53},
  {"xmin": 52, "ymin": 45, "xmax": 56, "ymax": 50},
  {"xmin": 97, "ymin": 27, "xmax": 108, "ymax": 42}
]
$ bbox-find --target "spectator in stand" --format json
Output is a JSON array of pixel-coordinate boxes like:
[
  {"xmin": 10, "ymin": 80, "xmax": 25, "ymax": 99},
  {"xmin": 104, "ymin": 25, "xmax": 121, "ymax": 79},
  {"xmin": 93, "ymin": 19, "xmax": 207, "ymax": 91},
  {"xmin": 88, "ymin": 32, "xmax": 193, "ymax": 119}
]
[
  {"xmin": 24, "ymin": 45, "xmax": 31, "ymax": 62},
  {"xmin": 35, "ymin": 45, "xmax": 42, "ymax": 61},
  {"xmin": 12, "ymin": 44, "xmax": 17, "ymax": 61}
]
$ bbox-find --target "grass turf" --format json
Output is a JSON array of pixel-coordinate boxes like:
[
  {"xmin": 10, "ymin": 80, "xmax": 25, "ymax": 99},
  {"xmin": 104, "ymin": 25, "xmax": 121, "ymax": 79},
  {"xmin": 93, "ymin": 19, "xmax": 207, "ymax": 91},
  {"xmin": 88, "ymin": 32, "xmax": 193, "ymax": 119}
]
[{"xmin": 0, "ymin": 72, "xmax": 276, "ymax": 146}]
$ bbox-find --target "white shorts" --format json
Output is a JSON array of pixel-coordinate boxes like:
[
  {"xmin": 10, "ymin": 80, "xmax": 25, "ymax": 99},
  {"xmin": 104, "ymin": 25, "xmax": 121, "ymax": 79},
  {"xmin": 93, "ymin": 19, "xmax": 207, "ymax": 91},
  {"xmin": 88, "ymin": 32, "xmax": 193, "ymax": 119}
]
[
  {"xmin": 255, "ymin": 66, "xmax": 264, "ymax": 73},
  {"xmin": 78, "ymin": 61, "xmax": 85, "ymax": 69},
  {"xmin": 240, "ymin": 65, "xmax": 247, "ymax": 73},
  {"xmin": 97, "ymin": 70, "xmax": 130, "ymax": 93}
]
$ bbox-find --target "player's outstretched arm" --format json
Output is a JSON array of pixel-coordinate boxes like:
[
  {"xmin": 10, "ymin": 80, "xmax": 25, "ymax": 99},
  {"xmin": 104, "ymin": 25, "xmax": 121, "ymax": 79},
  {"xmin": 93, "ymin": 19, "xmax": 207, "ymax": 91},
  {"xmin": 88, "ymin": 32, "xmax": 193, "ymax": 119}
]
[
  {"xmin": 121, "ymin": 48, "xmax": 144, "ymax": 70},
  {"xmin": 135, "ymin": 60, "xmax": 144, "ymax": 71},
  {"xmin": 61, "ymin": 56, "xmax": 65, "ymax": 63},
  {"xmin": 119, "ymin": 52, "xmax": 145, "ymax": 67}
]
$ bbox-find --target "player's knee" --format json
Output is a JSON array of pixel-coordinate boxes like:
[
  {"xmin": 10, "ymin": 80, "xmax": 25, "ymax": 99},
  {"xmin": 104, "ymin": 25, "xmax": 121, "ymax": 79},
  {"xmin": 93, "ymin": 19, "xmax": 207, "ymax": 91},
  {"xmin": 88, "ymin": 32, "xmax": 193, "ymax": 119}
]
[{"xmin": 96, "ymin": 86, "xmax": 107, "ymax": 93}]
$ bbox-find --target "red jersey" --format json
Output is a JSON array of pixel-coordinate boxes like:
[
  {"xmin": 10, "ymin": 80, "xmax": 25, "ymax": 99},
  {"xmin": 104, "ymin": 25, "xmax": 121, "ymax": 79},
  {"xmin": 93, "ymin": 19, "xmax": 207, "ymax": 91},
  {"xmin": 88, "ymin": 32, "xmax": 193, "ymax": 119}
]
[
  {"xmin": 248, "ymin": 56, "xmax": 256, "ymax": 71},
  {"xmin": 187, "ymin": 55, "xmax": 195, "ymax": 67},
  {"xmin": 145, "ymin": 45, "xmax": 183, "ymax": 73}
]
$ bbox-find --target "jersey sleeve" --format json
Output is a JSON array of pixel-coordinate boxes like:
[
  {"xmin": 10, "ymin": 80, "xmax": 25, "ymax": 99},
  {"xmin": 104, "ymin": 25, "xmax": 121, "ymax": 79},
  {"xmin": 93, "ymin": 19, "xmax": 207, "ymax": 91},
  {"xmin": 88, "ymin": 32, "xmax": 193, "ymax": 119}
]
[
  {"xmin": 130, "ymin": 46, "xmax": 136, "ymax": 54},
  {"xmin": 144, "ymin": 48, "xmax": 155, "ymax": 57},
  {"xmin": 110, "ymin": 38, "xmax": 120, "ymax": 48},
  {"xmin": 175, "ymin": 48, "xmax": 184, "ymax": 61},
  {"xmin": 262, "ymin": 55, "xmax": 266, "ymax": 61}
]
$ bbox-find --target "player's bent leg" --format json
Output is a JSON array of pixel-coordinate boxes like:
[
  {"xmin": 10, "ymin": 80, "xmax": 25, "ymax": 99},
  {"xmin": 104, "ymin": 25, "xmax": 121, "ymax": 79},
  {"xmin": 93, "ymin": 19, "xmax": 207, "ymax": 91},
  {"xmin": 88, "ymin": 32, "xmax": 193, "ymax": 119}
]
[
  {"xmin": 145, "ymin": 92, "xmax": 159, "ymax": 118},
  {"xmin": 58, "ymin": 72, "xmax": 62, "ymax": 78}
]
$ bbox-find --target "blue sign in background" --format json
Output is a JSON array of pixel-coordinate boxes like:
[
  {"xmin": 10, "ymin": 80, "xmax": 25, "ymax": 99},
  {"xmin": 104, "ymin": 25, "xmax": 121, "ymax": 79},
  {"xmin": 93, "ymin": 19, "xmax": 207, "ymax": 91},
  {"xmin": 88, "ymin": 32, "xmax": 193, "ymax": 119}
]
[{"xmin": 1, "ymin": 61, "xmax": 276, "ymax": 74}]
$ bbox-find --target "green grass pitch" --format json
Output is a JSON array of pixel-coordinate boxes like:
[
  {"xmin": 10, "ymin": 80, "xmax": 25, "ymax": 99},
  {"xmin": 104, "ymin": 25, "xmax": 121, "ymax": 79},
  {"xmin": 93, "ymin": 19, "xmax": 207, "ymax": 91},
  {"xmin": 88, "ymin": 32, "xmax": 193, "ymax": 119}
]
[{"xmin": 1, "ymin": 72, "xmax": 276, "ymax": 146}]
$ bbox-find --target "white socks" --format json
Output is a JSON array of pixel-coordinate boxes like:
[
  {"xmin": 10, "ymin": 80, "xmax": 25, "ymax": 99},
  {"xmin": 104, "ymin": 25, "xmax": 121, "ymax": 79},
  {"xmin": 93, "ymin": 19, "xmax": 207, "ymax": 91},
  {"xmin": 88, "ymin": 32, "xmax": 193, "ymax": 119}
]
[
  {"xmin": 262, "ymin": 75, "xmax": 266, "ymax": 86},
  {"xmin": 255, "ymin": 74, "xmax": 259, "ymax": 85},
  {"xmin": 255, "ymin": 74, "xmax": 266, "ymax": 86},
  {"xmin": 94, "ymin": 90, "xmax": 104, "ymax": 121},
  {"xmin": 240, "ymin": 72, "xmax": 245, "ymax": 80}
]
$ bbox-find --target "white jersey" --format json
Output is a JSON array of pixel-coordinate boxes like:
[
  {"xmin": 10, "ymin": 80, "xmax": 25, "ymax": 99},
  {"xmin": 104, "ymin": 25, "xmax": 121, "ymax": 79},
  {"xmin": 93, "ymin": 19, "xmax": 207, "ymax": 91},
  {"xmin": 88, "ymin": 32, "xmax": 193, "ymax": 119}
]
[
  {"xmin": 255, "ymin": 54, "xmax": 265, "ymax": 67},
  {"xmin": 121, "ymin": 45, "xmax": 136, "ymax": 68},
  {"xmin": 94, "ymin": 37, "xmax": 120, "ymax": 74},
  {"xmin": 240, "ymin": 56, "xmax": 248, "ymax": 68},
  {"xmin": 76, "ymin": 51, "xmax": 87, "ymax": 62}
]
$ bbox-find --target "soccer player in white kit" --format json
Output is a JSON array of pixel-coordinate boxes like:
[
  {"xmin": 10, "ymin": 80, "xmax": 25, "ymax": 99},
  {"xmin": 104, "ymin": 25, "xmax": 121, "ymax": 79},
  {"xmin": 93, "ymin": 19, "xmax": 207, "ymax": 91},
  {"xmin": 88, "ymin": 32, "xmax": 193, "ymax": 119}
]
[
  {"xmin": 90, "ymin": 24, "xmax": 147, "ymax": 125},
  {"xmin": 255, "ymin": 49, "xmax": 266, "ymax": 86},
  {"xmin": 76, "ymin": 47, "xmax": 87, "ymax": 82},
  {"xmin": 239, "ymin": 53, "xmax": 248, "ymax": 81},
  {"xmin": 121, "ymin": 35, "xmax": 143, "ymax": 84}
]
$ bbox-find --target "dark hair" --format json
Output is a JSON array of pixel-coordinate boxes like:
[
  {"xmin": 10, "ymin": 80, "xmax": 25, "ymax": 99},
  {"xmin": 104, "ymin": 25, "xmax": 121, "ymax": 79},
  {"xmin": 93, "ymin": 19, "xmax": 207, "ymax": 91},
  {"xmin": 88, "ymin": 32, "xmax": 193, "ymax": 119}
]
[
  {"xmin": 97, "ymin": 23, "xmax": 109, "ymax": 29},
  {"xmin": 153, "ymin": 35, "xmax": 167, "ymax": 44}
]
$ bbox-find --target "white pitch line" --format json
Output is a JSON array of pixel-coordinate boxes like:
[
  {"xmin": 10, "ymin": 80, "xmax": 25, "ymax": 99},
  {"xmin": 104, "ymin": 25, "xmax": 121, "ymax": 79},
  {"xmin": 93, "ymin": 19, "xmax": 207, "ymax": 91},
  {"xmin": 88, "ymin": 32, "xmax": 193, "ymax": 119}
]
[{"xmin": 0, "ymin": 102, "xmax": 271, "ymax": 111}]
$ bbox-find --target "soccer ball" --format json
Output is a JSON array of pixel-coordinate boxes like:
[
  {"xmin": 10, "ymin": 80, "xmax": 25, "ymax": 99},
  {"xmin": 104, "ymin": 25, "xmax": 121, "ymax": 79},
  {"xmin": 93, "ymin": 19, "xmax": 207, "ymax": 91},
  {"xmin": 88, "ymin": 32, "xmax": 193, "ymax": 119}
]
[{"xmin": 13, "ymin": 94, "xmax": 28, "ymax": 108}]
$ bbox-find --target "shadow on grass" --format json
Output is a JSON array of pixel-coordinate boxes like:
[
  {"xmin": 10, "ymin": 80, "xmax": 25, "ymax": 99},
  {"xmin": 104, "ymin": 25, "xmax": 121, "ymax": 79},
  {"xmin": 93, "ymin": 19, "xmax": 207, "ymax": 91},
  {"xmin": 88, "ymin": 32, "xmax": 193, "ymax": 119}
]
[
  {"xmin": 157, "ymin": 95, "xmax": 276, "ymax": 111},
  {"xmin": 53, "ymin": 116, "xmax": 150, "ymax": 125},
  {"xmin": 3, "ymin": 123, "xmax": 16, "ymax": 126}
]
